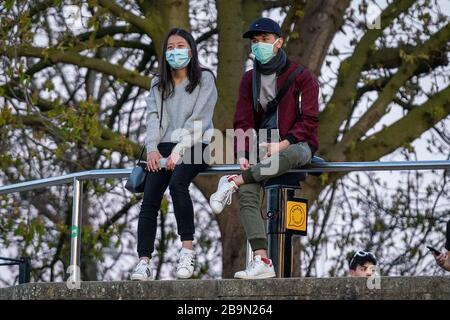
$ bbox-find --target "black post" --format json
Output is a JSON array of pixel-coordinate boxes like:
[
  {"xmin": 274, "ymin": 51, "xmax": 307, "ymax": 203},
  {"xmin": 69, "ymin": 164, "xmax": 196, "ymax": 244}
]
[
  {"xmin": 19, "ymin": 257, "xmax": 31, "ymax": 284},
  {"xmin": 266, "ymin": 185, "xmax": 307, "ymax": 278},
  {"xmin": 283, "ymin": 233, "xmax": 293, "ymax": 277},
  {"xmin": 267, "ymin": 186, "xmax": 296, "ymax": 277}
]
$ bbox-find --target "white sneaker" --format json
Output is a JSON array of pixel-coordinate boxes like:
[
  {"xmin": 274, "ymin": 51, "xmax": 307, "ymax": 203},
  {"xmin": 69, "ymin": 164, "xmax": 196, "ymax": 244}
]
[
  {"xmin": 131, "ymin": 259, "xmax": 154, "ymax": 281},
  {"xmin": 209, "ymin": 175, "xmax": 238, "ymax": 214},
  {"xmin": 176, "ymin": 248, "xmax": 196, "ymax": 279},
  {"xmin": 234, "ymin": 255, "xmax": 276, "ymax": 279}
]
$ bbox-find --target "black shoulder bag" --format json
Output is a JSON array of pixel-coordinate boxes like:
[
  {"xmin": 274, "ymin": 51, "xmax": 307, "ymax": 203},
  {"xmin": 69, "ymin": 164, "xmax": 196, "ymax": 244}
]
[
  {"xmin": 258, "ymin": 66, "xmax": 304, "ymax": 133},
  {"xmin": 125, "ymin": 145, "xmax": 148, "ymax": 193}
]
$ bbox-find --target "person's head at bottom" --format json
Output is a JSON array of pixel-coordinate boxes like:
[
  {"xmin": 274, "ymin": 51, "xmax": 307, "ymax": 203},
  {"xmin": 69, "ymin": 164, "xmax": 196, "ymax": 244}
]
[{"xmin": 348, "ymin": 250, "xmax": 377, "ymax": 277}]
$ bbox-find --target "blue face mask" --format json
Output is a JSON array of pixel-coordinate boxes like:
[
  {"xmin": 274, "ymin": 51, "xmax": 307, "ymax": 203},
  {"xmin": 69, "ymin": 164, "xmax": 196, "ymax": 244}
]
[
  {"xmin": 165, "ymin": 48, "xmax": 191, "ymax": 69},
  {"xmin": 251, "ymin": 38, "xmax": 280, "ymax": 64}
]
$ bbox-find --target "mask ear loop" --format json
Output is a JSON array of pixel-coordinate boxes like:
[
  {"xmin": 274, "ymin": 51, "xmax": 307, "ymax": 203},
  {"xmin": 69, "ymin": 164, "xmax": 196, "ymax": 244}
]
[
  {"xmin": 273, "ymin": 37, "xmax": 280, "ymax": 47},
  {"xmin": 271, "ymin": 37, "xmax": 283, "ymax": 56}
]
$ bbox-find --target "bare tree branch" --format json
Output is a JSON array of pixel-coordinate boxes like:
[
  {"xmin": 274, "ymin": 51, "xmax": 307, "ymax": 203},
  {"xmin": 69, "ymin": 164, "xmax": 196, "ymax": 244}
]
[
  {"xmin": 351, "ymin": 84, "xmax": 450, "ymax": 161},
  {"xmin": 0, "ymin": 45, "xmax": 151, "ymax": 89},
  {"xmin": 339, "ymin": 22, "xmax": 450, "ymax": 151},
  {"xmin": 319, "ymin": 0, "xmax": 416, "ymax": 153},
  {"xmin": 96, "ymin": 0, "xmax": 161, "ymax": 39}
]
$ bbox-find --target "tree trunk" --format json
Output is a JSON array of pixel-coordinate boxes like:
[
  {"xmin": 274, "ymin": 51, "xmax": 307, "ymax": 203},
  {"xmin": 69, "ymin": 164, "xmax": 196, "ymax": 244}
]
[
  {"xmin": 286, "ymin": 0, "xmax": 351, "ymax": 75},
  {"xmin": 193, "ymin": 0, "xmax": 248, "ymax": 279},
  {"xmin": 194, "ymin": 176, "xmax": 247, "ymax": 278},
  {"xmin": 214, "ymin": 0, "xmax": 245, "ymax": 128},
  {"xmin": 140, "ymin": 0, "xmax": 190, "ymax": 56}
]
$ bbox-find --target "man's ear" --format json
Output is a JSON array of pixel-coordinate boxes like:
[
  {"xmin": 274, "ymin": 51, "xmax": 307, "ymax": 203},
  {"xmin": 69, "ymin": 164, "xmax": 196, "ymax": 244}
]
[{"xmin": 276, "ymin": 37, "xmax": 284, "ymax": 48}]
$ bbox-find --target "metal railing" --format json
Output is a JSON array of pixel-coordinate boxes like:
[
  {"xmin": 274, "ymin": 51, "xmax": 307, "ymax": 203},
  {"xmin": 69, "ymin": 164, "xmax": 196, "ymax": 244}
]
[
  {"xmin": 0, "ymin": 160, "xmax": 449, "ymax": 283},
  {"xmin": 0, "ymin": 257, "xmax": 31, "ymax": 284}
]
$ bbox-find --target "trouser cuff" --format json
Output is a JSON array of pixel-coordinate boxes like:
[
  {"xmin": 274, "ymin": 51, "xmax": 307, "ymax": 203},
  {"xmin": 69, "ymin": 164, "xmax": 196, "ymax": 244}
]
[
  {"xmin": 138, "ymin": 251, "xmax": 153, "ymax": 259},
  {"xmin": 242, "ymin": 169, "xmax": 257, "ymax": 184},
  {"xmin": 180, "ymin": 233, "xmax": 194, "ymax": 241},
  {"xmin": 249, "ymin": 238, "xmax": 268, "ymax": 251}
]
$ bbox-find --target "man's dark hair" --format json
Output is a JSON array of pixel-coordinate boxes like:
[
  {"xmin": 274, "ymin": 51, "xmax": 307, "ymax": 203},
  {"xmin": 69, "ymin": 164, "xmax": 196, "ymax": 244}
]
[
  {"xmin": 158, "ymin": 28, "xmax": 202, "ymax": 99},
  {"xmin": 349, "ymin": 251, "xmax": 377, "ymax": 271},
  {"xmin": 250, "ymin": 32, "xmax": 280, "ymax": 39}
]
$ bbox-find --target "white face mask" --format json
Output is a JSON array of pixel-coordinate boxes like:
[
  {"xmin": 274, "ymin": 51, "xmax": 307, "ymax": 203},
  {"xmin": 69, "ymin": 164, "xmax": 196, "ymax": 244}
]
[{"xmin": 251, "ymin": 38, "xmax": 280, "ymax": 64}]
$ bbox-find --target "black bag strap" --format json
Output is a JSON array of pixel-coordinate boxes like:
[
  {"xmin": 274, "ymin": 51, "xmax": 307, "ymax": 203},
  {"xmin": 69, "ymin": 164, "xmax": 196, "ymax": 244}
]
[
  {"xmin": 266, "ymin": 65, "xmax": 304, "ymax": 115},
  {"xmin": 159, "ymin": 96, "xmax": 164, "ymax": 129},
  {"xmin": 135, "ymin": 145, "xmax": 146, "ymax": 166}
]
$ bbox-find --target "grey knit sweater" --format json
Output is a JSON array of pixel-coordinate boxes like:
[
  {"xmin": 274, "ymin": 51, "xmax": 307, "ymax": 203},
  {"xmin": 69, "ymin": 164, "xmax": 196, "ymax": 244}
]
[{"xmin": 144, "ymin": 70, "xmax": 217, "ymax": 155}]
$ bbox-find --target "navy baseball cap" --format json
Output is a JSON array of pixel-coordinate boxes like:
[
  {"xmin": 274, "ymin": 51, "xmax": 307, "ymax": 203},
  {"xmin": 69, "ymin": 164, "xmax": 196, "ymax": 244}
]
[{"xmin": 243, "ymin": 17, "xmax": 282, "ymax": 39}]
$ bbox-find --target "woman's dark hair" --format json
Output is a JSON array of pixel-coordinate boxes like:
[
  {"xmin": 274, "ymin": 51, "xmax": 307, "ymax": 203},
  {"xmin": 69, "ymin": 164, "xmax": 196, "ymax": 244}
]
[{"xmin": 158, "ymin": 28, "xmax": 202, "ymax": 99}]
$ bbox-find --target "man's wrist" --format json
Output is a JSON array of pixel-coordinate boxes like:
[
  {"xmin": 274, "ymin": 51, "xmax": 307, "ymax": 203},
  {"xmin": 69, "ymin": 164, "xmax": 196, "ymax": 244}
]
[
  {"xmin": 285, "ymin": 134, "xmax": 297, "ymax": 145},
  {"xmin": 280, "ymin": 139, "xmax": 291, "ymax": 149}
]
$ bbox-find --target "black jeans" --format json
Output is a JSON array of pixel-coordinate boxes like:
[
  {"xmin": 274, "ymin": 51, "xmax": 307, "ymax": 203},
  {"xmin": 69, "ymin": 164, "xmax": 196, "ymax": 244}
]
[{"xmin": 137, "ymin": 142, "xmax": 209, "ymax": 258}]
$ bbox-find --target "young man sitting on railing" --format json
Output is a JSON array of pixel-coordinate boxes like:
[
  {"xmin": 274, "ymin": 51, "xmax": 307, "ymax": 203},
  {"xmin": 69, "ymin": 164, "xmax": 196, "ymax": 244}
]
[{"xmin": 209, "ymin": 17, "xmax": 319, "ymax": 279}]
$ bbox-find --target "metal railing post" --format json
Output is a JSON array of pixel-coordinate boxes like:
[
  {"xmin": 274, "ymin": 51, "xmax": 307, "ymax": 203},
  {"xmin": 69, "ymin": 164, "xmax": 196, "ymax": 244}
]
[
  {"xmin": 69, "ymin": 177, "xmax": 83, "ymax": 283},
  {"xmin": 18, "ymin": 257, "xmax": 31, "ymax": 284}
]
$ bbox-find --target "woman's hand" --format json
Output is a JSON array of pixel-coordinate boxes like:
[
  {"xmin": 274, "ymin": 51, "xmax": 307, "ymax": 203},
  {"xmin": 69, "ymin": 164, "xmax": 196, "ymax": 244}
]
[
  {"xmin": 166, "ymin": 152, "xmax": 181, "ymax": 171},
  {"xmin": 147, "ymin": 151, "xmax": 162, "ymax": 172}
]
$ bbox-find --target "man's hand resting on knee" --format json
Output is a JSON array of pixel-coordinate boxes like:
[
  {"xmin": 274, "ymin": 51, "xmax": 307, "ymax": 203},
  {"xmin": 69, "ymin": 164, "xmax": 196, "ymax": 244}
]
[{"xmin": 259, "ymin": 139, "xmax": 291, "ymax": 159}]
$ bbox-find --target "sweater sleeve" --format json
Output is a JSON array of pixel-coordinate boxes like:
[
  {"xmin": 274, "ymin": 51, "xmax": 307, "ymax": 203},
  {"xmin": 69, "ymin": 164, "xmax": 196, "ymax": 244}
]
[
  {"xmin": 144, "ymin": 78, "xmax": 161, "ymax": 152},
  {"xmin": 171, "ymin": 71, "xmax": 218, "ymax": 156}
]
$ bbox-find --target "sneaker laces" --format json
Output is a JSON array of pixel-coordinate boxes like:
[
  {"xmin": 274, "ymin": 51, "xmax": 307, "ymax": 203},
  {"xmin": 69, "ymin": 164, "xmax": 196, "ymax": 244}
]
[
  {"xmin": 244, "ymin": 258, "xmax": 263, "ymax": 274},
  {"xmin": 245, "ymin": 256, "xmax": 268, "ymax": 273},
  {"xmin": 224, "ymin": 189, "xmax": 234, "ymax": 205},
  {"xmin": 218, "ymin": 181, "xmax": 236, "ymax": 205},
  {"xmin": 134, "ymin": 260, "xmax": 149, "ymax": 273},
  {"xmin": 178, "ymin": 252, "xmax": 195, "ymax": 270}
]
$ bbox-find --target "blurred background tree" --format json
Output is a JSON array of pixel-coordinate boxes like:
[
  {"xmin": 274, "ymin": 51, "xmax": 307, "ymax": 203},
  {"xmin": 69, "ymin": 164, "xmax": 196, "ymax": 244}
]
[{"xmin": 0, "ymin": 0, "xmax": 448, "ymax": 284}]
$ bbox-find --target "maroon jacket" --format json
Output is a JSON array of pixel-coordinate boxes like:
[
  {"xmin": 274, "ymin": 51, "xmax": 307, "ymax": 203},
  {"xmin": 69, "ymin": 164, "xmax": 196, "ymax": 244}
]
[{"xmin": 233, "ymin": 60, "xmax": 319, "ymax": 159}]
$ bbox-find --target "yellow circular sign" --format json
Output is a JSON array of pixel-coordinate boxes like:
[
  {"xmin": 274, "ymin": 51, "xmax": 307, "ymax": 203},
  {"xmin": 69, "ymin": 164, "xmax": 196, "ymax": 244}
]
[{"xmin": 286, "ymin": 201, "xmax": 307, "ymax": 231}]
